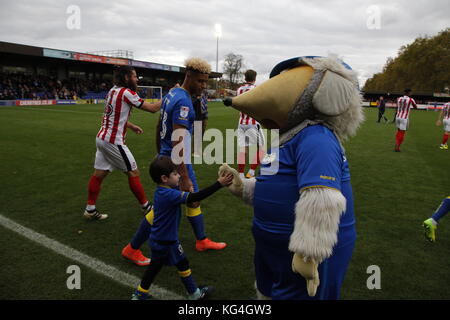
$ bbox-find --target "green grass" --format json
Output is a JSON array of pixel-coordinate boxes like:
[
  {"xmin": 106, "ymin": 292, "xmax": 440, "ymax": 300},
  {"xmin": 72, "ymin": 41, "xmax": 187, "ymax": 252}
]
[{"xmin": 0, "ymin": 103, "xmax": 449, "ymax": 300}]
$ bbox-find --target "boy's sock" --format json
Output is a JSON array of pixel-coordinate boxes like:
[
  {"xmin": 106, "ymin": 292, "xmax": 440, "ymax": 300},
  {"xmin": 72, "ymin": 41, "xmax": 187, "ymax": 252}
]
[{"xmin": 179, "ymin": 269, "xmax": 198, "ymax": 295}]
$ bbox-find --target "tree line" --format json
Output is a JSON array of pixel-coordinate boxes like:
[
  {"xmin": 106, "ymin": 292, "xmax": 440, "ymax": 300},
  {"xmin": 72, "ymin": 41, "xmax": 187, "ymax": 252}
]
[{"xmin": 364, "ymin": 28, "xmax": 450, "ymax": 94}]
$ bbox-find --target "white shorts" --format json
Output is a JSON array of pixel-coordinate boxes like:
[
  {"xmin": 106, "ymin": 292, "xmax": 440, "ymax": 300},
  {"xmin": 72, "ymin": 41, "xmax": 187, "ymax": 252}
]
[
  {"xmin": 237, "ymin": 124, "xmax": 265, "ymax": 147},
  {"xmin": 444, "ymin": 119, "xmax": 450, "ymax": 132},
  {"xmin": 395, "ymin": 118, "xmax": 409, "ymax": 131},
  {"xmin": 94, "ymin": 138, "xmax": 138, "ymax": 172}
]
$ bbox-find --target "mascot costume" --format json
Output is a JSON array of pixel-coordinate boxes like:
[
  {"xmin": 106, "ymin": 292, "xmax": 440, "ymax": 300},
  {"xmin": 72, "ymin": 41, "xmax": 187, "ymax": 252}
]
[{"xmin": 220, "ymin": 56, "xmax": 364, "ymax": 300}]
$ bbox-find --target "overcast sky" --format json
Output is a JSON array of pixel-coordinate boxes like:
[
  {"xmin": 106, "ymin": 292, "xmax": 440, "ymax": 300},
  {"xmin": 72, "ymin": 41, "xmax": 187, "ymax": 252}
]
[{"xmin": 0, "ymin": 0, "xmax": 448, "ymax": 85}]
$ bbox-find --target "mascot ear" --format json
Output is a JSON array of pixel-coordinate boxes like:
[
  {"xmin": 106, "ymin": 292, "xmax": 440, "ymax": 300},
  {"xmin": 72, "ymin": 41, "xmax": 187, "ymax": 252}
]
[{"xmin": 313, "ymin": 70, "xmax": 355, "ymax": 116}]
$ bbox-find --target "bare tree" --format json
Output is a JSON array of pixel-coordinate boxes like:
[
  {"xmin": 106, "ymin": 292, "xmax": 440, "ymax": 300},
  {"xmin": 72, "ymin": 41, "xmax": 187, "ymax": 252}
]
[{"xmin": 223, "ymin": 53, "xmax": 244, "ymax": 89}]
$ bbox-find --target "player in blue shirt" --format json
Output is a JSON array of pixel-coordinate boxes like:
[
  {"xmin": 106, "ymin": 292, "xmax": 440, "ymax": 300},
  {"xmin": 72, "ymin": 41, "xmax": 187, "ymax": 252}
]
[
  {"xmin": 158, "ymin": 58, "xmax": 226, "ymax": 251},
  {"xmin": 122, "ymin": 59, "xmax": 224, "ymax": 265},
  {"xmin": 132, "ymin": 155, "xmax": 233, "ymax": 300}
]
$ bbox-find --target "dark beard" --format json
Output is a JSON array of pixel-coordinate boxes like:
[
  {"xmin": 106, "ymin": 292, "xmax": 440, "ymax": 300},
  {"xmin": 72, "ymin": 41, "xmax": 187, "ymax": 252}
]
[{"xmin": 127, "ymin": 80, "xmax": 137, "ymax": 91}]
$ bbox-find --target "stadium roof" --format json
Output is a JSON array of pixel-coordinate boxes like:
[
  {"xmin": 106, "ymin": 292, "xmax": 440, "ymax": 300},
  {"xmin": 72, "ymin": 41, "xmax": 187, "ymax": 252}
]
[{"xmin": 0, "ymin": 41, "xmax": 222, "ymax": 78}]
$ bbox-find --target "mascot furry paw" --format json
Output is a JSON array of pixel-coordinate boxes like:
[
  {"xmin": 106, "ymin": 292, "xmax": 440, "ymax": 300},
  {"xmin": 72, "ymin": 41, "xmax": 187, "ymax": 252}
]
[{"xmin": 221, "ymin": 55, "xmax": 363, "ymax": 300}]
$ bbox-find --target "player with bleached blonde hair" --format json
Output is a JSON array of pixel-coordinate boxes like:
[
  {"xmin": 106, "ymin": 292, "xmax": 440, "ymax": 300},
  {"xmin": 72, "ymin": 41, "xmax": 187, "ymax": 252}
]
[{"xmin": 122, "ymin": 58, "xmax": 226, "ymax": 263}]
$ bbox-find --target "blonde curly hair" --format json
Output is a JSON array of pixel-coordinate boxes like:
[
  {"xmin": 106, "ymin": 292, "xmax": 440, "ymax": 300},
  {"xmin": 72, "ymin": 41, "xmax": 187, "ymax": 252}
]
[{"xmin": 185, "ymin": 57, "xmax": 211, "ymax": 74}]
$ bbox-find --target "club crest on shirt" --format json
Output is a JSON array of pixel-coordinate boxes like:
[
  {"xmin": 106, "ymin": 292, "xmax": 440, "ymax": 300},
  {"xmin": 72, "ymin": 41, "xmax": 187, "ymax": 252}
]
[
  {"xmin": 261, "ymin": 153, "xmax": 277, "ymax": 165},
  {"xmin": 105, "ymin": 104, "xmax": 113, "ymax": 116},
  {"xmin": 180, "ymin": 106, "xmax": 189, "ymax": 118}
]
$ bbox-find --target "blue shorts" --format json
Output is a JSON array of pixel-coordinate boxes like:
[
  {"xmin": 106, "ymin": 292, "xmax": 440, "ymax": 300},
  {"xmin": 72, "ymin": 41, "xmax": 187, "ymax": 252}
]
[
  {"xmin": 186, "ymin": 164, "xmax": 198, "ymax": 192},
  {"xmin": 252, "ymin": 225, "xmax": 355, "ymax": 300},
  {"xmin": 149, "ymin": 239, "xmax": 186, "ymax": 266}
]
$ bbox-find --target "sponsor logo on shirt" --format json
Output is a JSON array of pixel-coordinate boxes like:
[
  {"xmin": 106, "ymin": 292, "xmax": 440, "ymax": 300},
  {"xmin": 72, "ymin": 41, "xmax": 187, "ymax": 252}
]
[
  {"xmin": 320, "ymin": 175, "xmax": 336, "ymax": 181},
  {"xmin": 180, "ymin": 106, "xmax": 189, "ymax": 119}
]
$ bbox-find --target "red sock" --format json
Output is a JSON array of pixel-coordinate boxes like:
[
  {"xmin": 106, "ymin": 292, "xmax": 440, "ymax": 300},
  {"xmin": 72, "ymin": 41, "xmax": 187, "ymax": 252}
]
[
  {"xmin": 395, "ymin": 131, "xmax": 401, "ymax": 147},
  {"xmin": 250, "ymin": 149, "xmax": 265, "ymax": 170},
  {"xmin": 238, "ymin": 151, "xmax": 246, "ymax": 173},
  {"xmin": 87, "ymin": 175, "xmax": 103, "ymax": 205},
  {"xmin": 396, "ymin": 130, "xmax": 405, "ymax": 147},
  {"xmin": 442, "ymin": 133, "xmax": 449, "ymax": 145},
  {"xmin": 128, "ymin": 176, "xmax": 148, "ymax": 205},
  {"xmin": 399, "ymin": 131, "xmax": 405, "ymax": 145}
]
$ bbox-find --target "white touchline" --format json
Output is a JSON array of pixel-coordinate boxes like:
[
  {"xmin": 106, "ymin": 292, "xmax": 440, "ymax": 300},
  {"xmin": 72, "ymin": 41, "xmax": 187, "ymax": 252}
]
[{"xmin": 0, "ymin": 214, "xmax": 184, "ymax": 300}]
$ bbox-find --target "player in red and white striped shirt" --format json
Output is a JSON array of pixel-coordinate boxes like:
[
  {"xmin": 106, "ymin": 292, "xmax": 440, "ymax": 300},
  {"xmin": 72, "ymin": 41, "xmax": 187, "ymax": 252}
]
[
  {"xmin": 84, "ymin": 66, "xmax": 161, "ymax": 227},
  {"xmin": 236, "ymin": 70, "xmax": 265, "ymax": 179},
  {"xmin": 437, "ymin": 102, "xmax": 450, "ymax": 149},
  {"xmin": 394, "ymin": 89, "xmax": 418, "ymax": 152}
]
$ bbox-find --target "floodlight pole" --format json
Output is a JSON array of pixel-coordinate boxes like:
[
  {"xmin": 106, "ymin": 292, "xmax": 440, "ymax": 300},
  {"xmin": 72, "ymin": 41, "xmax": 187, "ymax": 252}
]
[
  {"xmin": 216, "ymin": 35, "xmax": 219, "ymax": 93},
  {"xmin": 216, "ymin": 36, "xmax": 219, "ymax": 73}
]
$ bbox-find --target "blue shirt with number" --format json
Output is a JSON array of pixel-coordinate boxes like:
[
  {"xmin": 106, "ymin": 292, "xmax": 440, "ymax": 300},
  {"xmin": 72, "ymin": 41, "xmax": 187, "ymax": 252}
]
[{"xmin": 159, "ymin": 87, "xmax": 196, "ymax": 157}]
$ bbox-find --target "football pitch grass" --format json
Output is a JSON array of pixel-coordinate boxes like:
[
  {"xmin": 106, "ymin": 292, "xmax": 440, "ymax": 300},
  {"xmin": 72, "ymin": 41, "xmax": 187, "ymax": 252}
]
[{"xmin": 0, "ymin": 102, "xmax": 449, "ymax": 300}]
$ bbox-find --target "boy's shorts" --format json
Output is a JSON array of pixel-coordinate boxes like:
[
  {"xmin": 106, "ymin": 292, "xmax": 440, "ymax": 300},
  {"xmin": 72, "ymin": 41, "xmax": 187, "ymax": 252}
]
[{"xmin": 150, "ymin": 239, "xmax": 186, "ymax": 266}]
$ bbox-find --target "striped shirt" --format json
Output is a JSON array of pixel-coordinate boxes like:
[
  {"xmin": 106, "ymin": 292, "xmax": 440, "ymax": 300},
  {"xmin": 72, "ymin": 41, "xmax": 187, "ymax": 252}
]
[
  {"xmin": 443, "ymin": 102, "xmax": 450, "ymax": 120},
  {"xmin": 237, "ymin": 83, "xmax": 259, "ymax": 125},
  {"xmin": 97, "ymin": 86, "xmax": 144, "ymax": 145},
  {"xmin": 396, "ymin": 96, "xmax": 417, "ymax": 120}
]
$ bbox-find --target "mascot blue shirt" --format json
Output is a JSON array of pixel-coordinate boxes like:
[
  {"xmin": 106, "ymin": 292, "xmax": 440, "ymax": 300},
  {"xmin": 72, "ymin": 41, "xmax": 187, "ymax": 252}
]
[
  {"xmin": 254, "ymin": 124, "xmax": 355, "ymax": 243},
  {"xmin": 221, "ymin": 56, "xmax": 363, "ymax": 300},
  {"xmin": 252, "ymin": 124, "xmax": 357, "ymax": 300}
]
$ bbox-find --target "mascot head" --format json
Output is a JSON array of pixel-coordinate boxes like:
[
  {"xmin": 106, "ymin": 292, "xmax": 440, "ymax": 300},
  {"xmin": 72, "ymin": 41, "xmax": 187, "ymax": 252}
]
[{"xmin": 224, "ymin": 55, "xmax": 364, "ymax": 141}]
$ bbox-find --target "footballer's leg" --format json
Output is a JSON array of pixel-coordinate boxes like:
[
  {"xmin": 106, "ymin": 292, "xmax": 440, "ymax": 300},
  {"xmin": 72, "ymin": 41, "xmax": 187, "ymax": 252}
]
[
  {"xmin": 127, "ymin": 169, "xmax": 153, "ymax": 214},
  {"xmin": 247, "ymin": 125, "xmax": 265, "ymax": 178},
  {"xmin": 237, "ymin": 125, "xmax": 248, "ymax": 179},
  {"xmin": 84, "ymin": 144, "xmax": 111, "ymax": 220},
  {"xmin": 423, "ymin": 196, "xmax": 450, "ymax": 242},
  {"xmin": 103, "ymin": 141, "xmax": 152, "ymax": 214},
  {"xmin": 185, "ymin": 165, "xmax": 226, "ymax": 251},
  {"xmin": 440, "ymin": 129, "xmax": 449, "ymax": 149}
]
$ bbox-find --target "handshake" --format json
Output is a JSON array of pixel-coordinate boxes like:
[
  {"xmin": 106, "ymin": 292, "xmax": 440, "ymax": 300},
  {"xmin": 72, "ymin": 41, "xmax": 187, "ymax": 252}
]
[{"xmin": 217, "ymin": 163, "xmax": 245, "ymax": 197}]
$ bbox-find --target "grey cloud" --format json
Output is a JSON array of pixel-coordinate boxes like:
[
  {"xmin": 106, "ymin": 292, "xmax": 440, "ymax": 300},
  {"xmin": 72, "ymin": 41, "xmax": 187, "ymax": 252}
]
[{"xmin": 0, "ymin": 0, "xmax": 448, "ymax": 86}]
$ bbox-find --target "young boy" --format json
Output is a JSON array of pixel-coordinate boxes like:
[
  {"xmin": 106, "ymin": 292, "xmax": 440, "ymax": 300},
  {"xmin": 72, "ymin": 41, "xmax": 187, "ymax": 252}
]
[{"xmin": 132, "ymin": 156, "xmax": 233, "ymax": 300}]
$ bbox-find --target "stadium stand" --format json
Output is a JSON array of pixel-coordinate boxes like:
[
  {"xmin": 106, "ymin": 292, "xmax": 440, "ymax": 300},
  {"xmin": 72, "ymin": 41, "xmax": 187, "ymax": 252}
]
[{"xmin": 0, "ymin": 41, "xmax": 222, "ymax": 102}]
